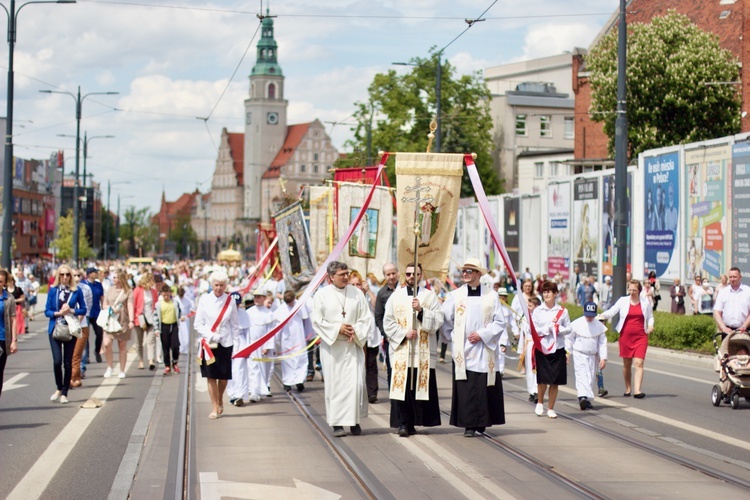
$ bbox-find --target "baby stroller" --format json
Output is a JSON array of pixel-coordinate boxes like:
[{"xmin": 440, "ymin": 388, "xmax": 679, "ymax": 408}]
[{"xmin": 711, "ymin": 331, "xmax": 750, "ymax": 409}]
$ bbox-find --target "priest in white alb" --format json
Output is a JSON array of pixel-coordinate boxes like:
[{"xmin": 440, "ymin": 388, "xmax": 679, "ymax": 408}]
[
  {"xmin": 383, "ymin": 263, "xmax": 443, "ymax": 437},
  {"xmin": 312, "ymin": 261, "xmax": 372, "ymax": 438},
  {"xmin": 441, "ymin": 258, "xmax": 506, "ymax": 437}
]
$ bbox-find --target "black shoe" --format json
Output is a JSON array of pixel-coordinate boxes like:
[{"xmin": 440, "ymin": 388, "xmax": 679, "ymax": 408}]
[
  {"xmin": 296, "ymin": 383, "xmax": 305, "ymax": 392},
  {"xmin": 533, "ymin": 394, "xmax": 539, "ymax": 404},
  {"xmin": 333, "ymin": 426, "xmax": 345, "ymax": 437},
  {"xmin": 398, "ymin": 426, "xmax": 409, "ymax": 437},
  {"xmin": 149, "ymin": 364, "xmax": 156, "ymax": 371},
  {"xmin": 598, "ymin": 388, "xmax": 608, "ymax": 397},
  {"xmin": 579, "ymin": 397, "xmax": 588, "ymax": 410},
  {"xmin": 585, "ymin": 400, "xmax": 593, "ymax": 410},
  {"xmin": 407, "ymin": 426, "xmax": 417, "ymax": 436},
  {"xmin": 350, "ymin": 424, "xmax": 362, "ymax": 436},
  {"xmin": 633, "ymin": 393, "xmax": 646, "ymax": 399},
  {"xmin": 368, "ymin": 395, "xmax": 377, "ymax": 404},
  {"xmin": 95, "ymin": 353, "xmax": 102, "ymax": 363},
  {"xmin": 267, "ymin": 387, "xmax": 273, "ymax": 397},
  {"xmin": 623, "ymin": 392, "xmax": 631, "ymax": 397},
  {"xmin": 528, "ymin": 393, "xmax": 535, "ymax": 402},
  {"xmin": 463, "ymin": 429, "xmax": 475, "ymax": 438}
]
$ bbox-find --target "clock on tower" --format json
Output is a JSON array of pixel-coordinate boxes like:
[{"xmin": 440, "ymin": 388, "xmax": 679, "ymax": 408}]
[{"xmin": 267, "ymin": 112, "xmax": 279, "ymax": 125}]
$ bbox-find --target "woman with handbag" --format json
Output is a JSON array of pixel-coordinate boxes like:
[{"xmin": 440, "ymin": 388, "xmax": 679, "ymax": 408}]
[
  {"xmin": 101, "ymin": 270, "xmax": 135, "ymax": 379},
  {"xmin": 44, "ymin": 264, "xmax": 87, "ymax": 404},
  {"xmin": 0, "ymin": 269, "xmax": 18, "ymax": 400},
  {"xmin": 133, "ymin": 272, "xmax": 159, "ymax": 370}
]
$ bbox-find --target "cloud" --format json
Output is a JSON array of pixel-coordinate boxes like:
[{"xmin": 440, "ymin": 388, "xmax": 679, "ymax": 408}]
[{"xmin": 520, "ymin": 22, "xmax": 602, "ymax": 60}]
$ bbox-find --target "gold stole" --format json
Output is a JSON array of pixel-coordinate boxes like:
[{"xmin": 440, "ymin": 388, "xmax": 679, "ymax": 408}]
[
  {"xmin": 389, "ymin": 290, "xmax": 431, "ymax": 401},
  {"xmin": 452, "ymin": 286, "xmax": 497, "ymax": 386}
]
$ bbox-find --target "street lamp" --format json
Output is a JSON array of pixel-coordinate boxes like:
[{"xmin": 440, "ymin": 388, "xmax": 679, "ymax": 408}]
[
  {"xmin": 106, "ymin": 180, "xmax": 130, "ymax": 260},
  {"xmin": 1, "ymin": 0, "xmax": 76, "ymax": 269},
  {"xmin": 393, "ymin": 52, "xmax": 442, "ymax": 153},
  {"xmin": 40, "ymin": 86, "xmax": 118, "ymax": 265},
  {"xmin": 58, "ymin": 131, "xmax": 114, "ymax": 188}
]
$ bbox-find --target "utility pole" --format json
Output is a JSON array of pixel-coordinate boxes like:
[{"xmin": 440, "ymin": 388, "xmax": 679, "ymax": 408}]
[{"xmin": 613, "ymin": 0, "xmax": 628, "ymax": 298}]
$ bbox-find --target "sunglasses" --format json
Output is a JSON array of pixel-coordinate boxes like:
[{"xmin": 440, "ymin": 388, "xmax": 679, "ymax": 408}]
[
  {"xmin": 405, "ymin": 272, "xmax": 417, "ymax": 277},
  {"xmin": 59, "ymin": 272, "xmax": 71, "ymax": 276},
  {"xmin": 461, "ymin": 269, "xmax": 476, "ymax": 274}
]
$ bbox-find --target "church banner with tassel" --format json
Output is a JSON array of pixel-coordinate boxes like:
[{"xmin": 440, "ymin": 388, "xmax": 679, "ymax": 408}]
[
  {"xmin": 395, "ymin": 152, "xmax": 464, "ymax": 277},
  {"xmin": 274, "ymin": 202, "xmax": 316, "ymax": 292},
  {"xmin": 308, "ymin": 185, "xmax": 333, "ymax": 266},
  {"xmin": 337, "ymin": 182, "xmax": 393, "ymax": 282}
]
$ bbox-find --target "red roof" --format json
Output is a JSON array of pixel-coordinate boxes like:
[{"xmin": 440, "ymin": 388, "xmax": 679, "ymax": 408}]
[
  {"xmin": 263, "ymin": 123, "xmax": 311, "ymax": 179},
  {"xmin": 227, "ymin": 132, "xmax": 244, "ymax": 185}
]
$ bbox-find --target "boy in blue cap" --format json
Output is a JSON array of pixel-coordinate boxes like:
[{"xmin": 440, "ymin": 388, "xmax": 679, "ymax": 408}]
[{"xmin": 565, "ymin": 301, "xmax": 608, "ymax": 410}]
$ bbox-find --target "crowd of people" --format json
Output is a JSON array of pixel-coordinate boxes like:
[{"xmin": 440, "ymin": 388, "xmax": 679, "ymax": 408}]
[{"xmin": 3, "ymin": 255, "xmax": 749, "ymax": 439}]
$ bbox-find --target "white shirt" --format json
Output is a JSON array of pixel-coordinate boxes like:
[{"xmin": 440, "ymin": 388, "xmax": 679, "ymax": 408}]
[
  {"xmin": 194, "ymin": 292, "xmax": 239, "ymax": 347},
  {"xmin": 531, "ymin": 302, "xmax": 571, "ymax": 352},
  {"xmin": 713, "ymin": 284, "xmax": 750, "ymax": 328}
]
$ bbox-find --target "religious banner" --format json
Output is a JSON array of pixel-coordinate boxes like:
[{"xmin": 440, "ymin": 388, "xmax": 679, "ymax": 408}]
[
  {"xmin": 273, "ymin": 202, "xmax": 316, "ymax": 293},
  {"xmin": 503, "ymin": 197, "xmax": 520, "ymax": 271},
  {"xmin": 547, "ymin": 182, "xmax": 571, "ymax": 280},
  {"xmin": 395, "ymin": 153, "xmax": 464, "ymax": 277},
  {"xmin": 732, "ymin": 142, "xmax": 750, "ymax": 277},
  {"xmin": 685, "ymin": 144, "xmax": 728, "ymax": 280},
  {"xmin": 337, "ymin": 181, "xmax": 393, "ymax": 281},
  {"xmin": 308, "ymin": 185, "xmax": 332, "ymax": 266},
  {"xmin": 573, "ymin": 177, "xmax": 599, "ymax": 278},
  {"xmin": 643, "ymin": 152, "xmax": 680, "ymax": 279}
]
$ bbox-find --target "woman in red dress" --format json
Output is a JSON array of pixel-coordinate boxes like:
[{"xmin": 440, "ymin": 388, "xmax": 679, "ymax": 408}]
[{"xmin": 598, "ymin": 279, "xmax": 654, "ymax": 398}]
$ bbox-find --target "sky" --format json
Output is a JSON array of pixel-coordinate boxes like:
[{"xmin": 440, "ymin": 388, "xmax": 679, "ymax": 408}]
[{"xmin": 2, "ymin": 0, "xmax": 620, "ymax": 213}]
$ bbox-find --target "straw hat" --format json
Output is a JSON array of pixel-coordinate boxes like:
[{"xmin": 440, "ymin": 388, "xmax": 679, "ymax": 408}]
[{"xmin": 461, "ymin": 258, "xmax": 487, "ymax": 275}]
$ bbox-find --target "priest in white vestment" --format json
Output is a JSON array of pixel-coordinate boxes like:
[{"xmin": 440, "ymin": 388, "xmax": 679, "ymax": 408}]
[
  {"xmin": 312, "ymin": 261, "xmax": 372, "ymax": 437},
  {"xmin": 274, "ymin": 290, "xmax": 311, "ymax": 391},
  {"xmin": 246, "ymin": 288, "xmax": 275, "ymax": 403},
  {"xmin": 441, "ymin": 258, "xmax": 506, "ymax": 437},
  {"xmin": 383, "ymin": 263, "xmax": 443, "ymax": 437}
]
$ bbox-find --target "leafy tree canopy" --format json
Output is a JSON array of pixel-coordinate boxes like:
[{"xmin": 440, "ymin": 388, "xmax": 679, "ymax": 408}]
[
  {"xmin": 51, "ymin": 212, "xmax": 95, "ymax": 261},
  {"xmin": 345, "ymin": 48, "xmax": 502, "ymax": 197},
  {"xmin": 587, "ymin": 11, "xmax": 741, "ymax": 158}
]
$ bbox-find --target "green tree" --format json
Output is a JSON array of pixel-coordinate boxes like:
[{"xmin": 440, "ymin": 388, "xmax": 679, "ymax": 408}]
[
  {"xmin": 119, "ymin": 206, "xmax": 157, "ymax": 257},
  {"xmin": 51, "ymin": 212, "xmax": 96, "ymax": 261},
  {"xmin": 169, "ymin": 214, "xmax": 199, "ymax": 258},
  {"xmin": 346, "ymin": 49, "xmax": 502, "ymax": 197},
  {"xmin": 587, "ymin": 11, "xmax": 741, "ymax": 158}
]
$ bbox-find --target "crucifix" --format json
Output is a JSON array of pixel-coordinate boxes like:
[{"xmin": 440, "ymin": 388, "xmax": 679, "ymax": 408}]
[{"xmin": 402, "ymin": 176, "xmax": 433, "ymax": 391}]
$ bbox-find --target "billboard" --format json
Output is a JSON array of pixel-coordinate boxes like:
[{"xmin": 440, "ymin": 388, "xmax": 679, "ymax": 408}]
[
  {"xmin": 644, "ymin": 152, "xmax": 680, "ymax": 278},
  {"xmin": 547, "ymin": 182, "xmax": 570, "ymax": 280},
  {"xmin": 685, "ymin": 145, "xmax": 730, "ymax": 280},
  {"xmin": 573, "ymin": 177, "xmax": 599, "ymax": 277},
  {"xmin": 731, "ymin": 143, "xmax": 750, "ymax": 276}
]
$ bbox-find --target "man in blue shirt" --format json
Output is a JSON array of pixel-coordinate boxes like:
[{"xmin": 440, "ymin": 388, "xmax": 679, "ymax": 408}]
[{"xmin": 82, "ymin": 267, "xmax": 105, "ymax": 363}]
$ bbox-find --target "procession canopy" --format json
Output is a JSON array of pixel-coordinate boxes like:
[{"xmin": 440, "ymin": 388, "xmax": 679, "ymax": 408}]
[{"xmin": 216, "ymin": 247, "xmax": 242, "ymax": 262}]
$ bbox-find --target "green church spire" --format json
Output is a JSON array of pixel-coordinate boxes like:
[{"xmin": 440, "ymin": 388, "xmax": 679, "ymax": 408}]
[{"xmin": 251, "ymin": 10, "xmax": 283, "ymax": 77}]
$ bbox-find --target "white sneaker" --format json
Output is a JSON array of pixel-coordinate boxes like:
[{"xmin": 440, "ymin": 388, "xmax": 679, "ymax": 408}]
[
  {"xmin": 547, "ymin": 409, "xmax": 558, "ymax": 419},
  {"xmin": 249, "ymin": 394, "xmax": 261, "ymax": 403},
  {"xmin": 118, "ymin": 372, "xmax": 126, "ymax": 379},
  {"xmin": 60, "ymin": 395, "xmax": 69, "ymax": 404},
  {"xmin": 50, "ymin": 390, "xmax": 61, "ymax": 402},
  {"xmin": 103, "ymin": 367, "xmax": 113, "ymax": 378},
  {"xmin": 535, "ymin": 403, "xmax": 544, "ymax": 416}
]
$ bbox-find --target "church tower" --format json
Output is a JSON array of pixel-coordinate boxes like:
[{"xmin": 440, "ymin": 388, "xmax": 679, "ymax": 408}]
[{"xmin": 244, "ymin": 12, "xmax": 288, "ymax": 220}]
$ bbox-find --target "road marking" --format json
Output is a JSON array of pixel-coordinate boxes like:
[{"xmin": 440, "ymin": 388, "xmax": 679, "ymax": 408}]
[
  {"xmin": 2, "ymin": 372, "xmax": 29, "ymax": 391},
  {"xmin": 199, "ymin": 472, "xmax": 340, "ymax": 500},
  {"xmin": 605, "ymin": 358, "xmax": 713, "ymax": 385},
  {"xmin": 368, "ymin": 411, "xmax": 514, "ymax": 499},
  {"xmin": 7, "ymin": 353, "xmax": 135, "ymax": 500}
]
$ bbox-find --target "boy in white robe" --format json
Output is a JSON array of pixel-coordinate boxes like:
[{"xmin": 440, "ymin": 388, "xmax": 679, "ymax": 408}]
[
  {"xmin": 246, "ymin": 289, "xmax": 275, "ymax": 402},
  {"xmin": 274, "ymin": 290, "xmax": 311, "ymax": 392},
  {"xmin": 565, "ymin": 301, "xmax": 608, "ymax": 410}
]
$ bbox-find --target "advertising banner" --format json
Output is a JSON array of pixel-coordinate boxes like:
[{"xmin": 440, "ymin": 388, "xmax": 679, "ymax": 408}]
[
  {"xmin": 503, "ymin": 197, "xmax": 520, "ymax": 271},
  {"xmin": 643, "ymin": 152, "xmax": 680, "ymax": 278},
  {"xmin": 547, "ymin": 182, "xmax": 570, "ymax": 280},
  {"xmin": 573, "ymin": 177, "xmax": 599, "ymax": 278},
  {"xmin": 685, "ymin": 145, "xmax": 729, "ymax": 280},
  {"xmin": 731, "ymin": 143, "xmax": 750, "ymax": 276},
  {"xmin": 601, "ymin": 174, "xmax": 633, "ymax": 276}
]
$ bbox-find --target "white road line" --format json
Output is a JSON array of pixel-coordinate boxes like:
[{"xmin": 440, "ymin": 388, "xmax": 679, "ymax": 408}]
[
  {"xmin": 368, "ymin": 411, "xmax": 515, "ymax": 500},
  {"xmin": 7, "ymin": 353, "xmax": 136, "ymax": 500},
  {"xmin": 605, "ymin": 359, "xmax": 714, "ymax": 385},
  {"xmin": 2, "ymin": 372, "xmax": 29, "ymax": 391}
]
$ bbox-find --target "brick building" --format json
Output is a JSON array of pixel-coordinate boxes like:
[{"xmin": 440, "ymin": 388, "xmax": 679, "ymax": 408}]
[{"xmin": 572, "ymin": 0, "xmax": 750, "ymax": 168}]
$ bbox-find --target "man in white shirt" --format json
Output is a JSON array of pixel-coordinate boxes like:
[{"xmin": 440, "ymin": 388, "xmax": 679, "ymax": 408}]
[
  {"xmin": 312, "ymin": 261, "xmax": 372, "ymax": 438},
  {"xmin": 713, "ymin": 267, "xmax": 750, "ymax": 339}
]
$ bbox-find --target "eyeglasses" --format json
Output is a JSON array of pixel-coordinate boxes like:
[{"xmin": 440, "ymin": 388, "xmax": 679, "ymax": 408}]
[{"xmin": 461, "ymin": 269, "xmax": 475, "ymax": 274}]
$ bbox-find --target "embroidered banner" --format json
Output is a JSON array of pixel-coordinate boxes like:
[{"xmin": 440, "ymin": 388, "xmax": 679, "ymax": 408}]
[
  {"xmin": 308, "ymin": 185, "xmax": 333, "ymax": 266},
  {"xmin": 274, "ymin": 202, "xmax": 317, "ymax": 293},
  {"xmin": 396, "ymin": 153, "xmax": 464, "ymax": 278},
  {"xmin": 337, "ymin": 182, "xmax": 393, "ymax": 282}
]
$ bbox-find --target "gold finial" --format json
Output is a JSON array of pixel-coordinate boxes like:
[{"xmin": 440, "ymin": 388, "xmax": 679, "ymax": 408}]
[
  {"xmin": 278, "ymin": 175, "xmax": 288, "ymax": 195},
  {"xmin": 426, "ymin": 118, "xmax": 438, "ymax": 153}
]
